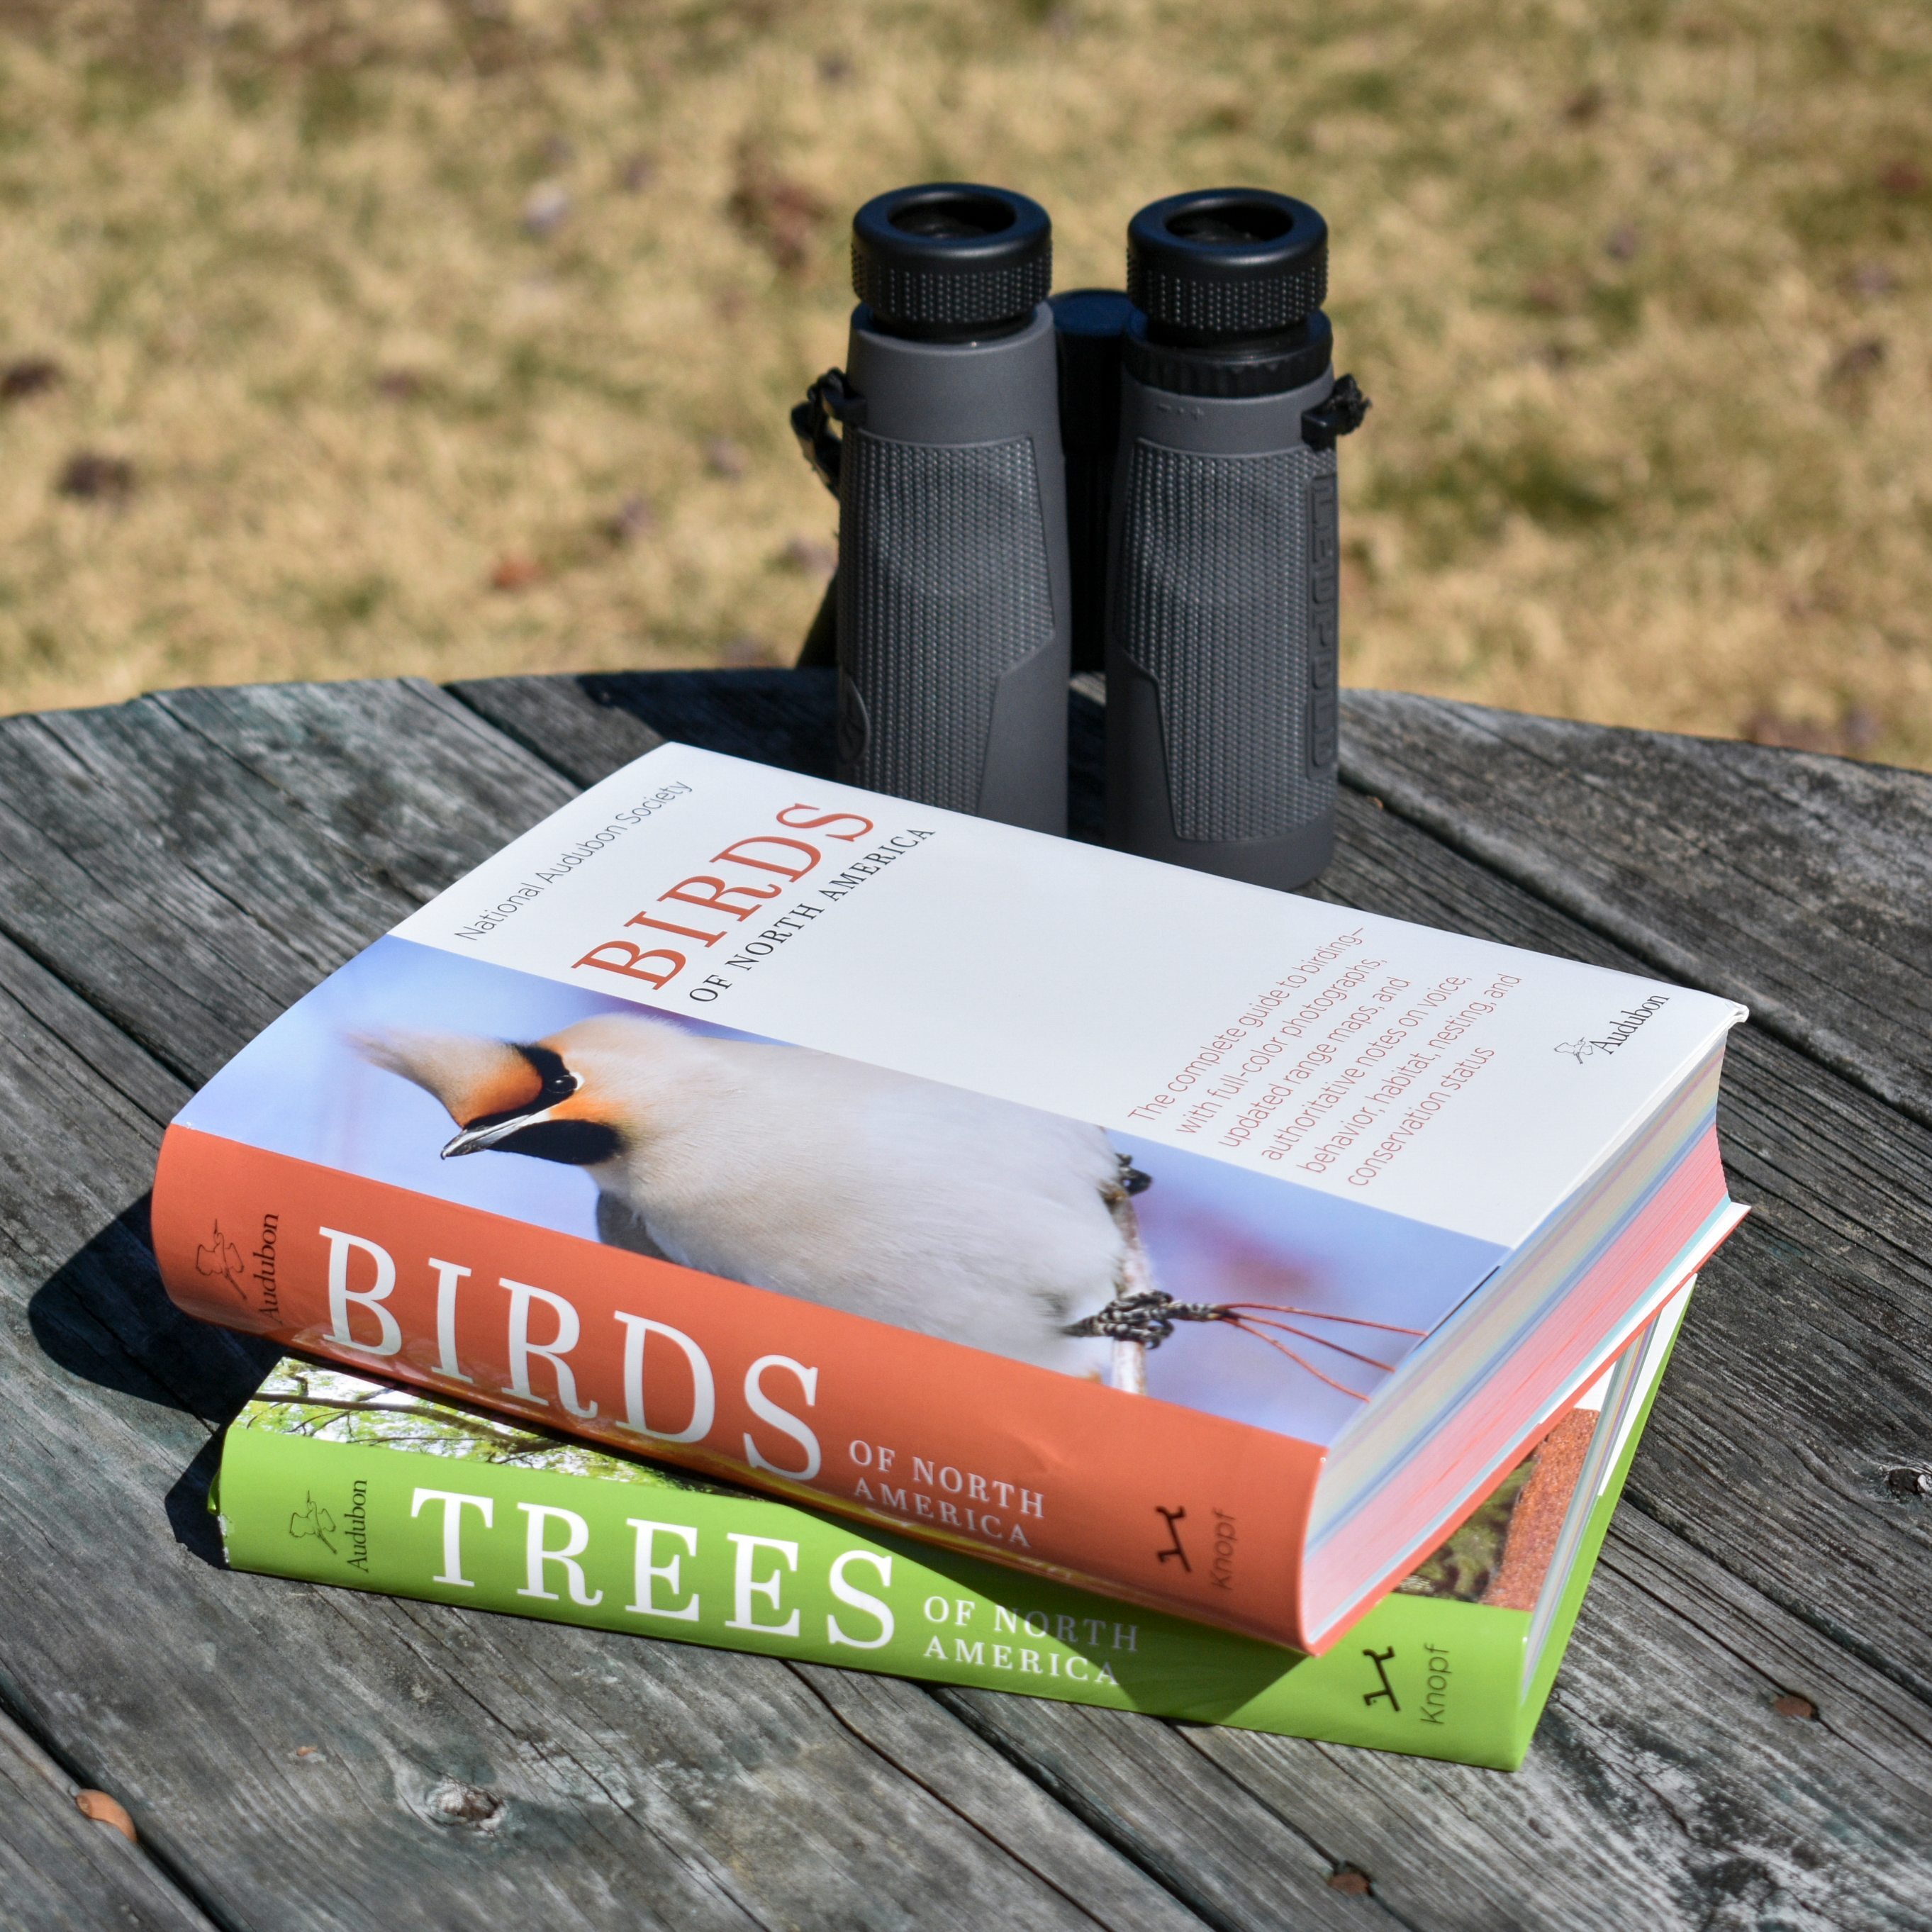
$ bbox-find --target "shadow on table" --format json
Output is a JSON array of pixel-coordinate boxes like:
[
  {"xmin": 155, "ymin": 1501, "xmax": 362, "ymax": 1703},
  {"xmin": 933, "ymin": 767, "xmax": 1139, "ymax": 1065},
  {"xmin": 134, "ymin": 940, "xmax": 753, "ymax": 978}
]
[
  {"xmin": 579, "ymin": 667, "xmax": 838, "ymax": 778},
  {"xmin": 569, "ymin": 668, "xmax": 1107, "ymax": 844},
  {"xmin": 29, "ymin": 1195, "xmax": 278, "ymax": 1565}
]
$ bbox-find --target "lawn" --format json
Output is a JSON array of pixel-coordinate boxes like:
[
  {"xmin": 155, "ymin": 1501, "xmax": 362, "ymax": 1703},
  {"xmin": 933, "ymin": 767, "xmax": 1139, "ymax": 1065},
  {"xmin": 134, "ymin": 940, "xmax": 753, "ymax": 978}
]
[{"xmin": 0, "ymin": 0, "xmax": 1926, "ymax": 763}]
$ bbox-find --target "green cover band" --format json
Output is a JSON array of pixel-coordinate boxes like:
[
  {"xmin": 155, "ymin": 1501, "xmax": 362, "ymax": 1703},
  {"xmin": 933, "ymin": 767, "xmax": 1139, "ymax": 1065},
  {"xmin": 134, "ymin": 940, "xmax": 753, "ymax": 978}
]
[{"xmin": 213, "ymin": 1319, "xmax": 1681, "ymax": 1772}]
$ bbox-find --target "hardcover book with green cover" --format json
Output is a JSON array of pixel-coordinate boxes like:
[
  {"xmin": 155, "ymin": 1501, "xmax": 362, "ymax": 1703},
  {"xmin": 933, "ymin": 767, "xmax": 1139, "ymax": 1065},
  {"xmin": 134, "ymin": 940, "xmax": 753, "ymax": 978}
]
[{"xmin": 213, "ymin": 1286, "xmax": 1692, "ymax": 1771}]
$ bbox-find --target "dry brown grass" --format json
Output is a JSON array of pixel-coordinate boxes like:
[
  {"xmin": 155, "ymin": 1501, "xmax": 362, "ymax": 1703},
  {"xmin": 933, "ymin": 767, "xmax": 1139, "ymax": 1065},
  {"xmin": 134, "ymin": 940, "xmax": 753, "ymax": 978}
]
[{"xmin": 0, "ymin": 0, "xmax": 1927, "ymax": 763}]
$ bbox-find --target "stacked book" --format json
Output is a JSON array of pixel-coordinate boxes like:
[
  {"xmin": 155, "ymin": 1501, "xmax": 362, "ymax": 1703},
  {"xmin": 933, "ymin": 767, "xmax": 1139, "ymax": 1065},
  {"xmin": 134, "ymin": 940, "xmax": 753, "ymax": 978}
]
[{"xmin": 155, "ymin": 741, "xmax": 1746, "ymax": 1770}]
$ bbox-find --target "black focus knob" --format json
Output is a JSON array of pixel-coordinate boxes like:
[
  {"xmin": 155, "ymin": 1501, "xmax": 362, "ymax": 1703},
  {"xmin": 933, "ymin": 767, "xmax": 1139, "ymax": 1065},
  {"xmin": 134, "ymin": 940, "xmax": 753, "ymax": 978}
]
[
  {"xmin": 851, "ymin": 184, "xmax": 1052, "ymax": 340},
  {"xmin": 1126, "ymin": 189, "xmax": 1328, "ymax": 345}
]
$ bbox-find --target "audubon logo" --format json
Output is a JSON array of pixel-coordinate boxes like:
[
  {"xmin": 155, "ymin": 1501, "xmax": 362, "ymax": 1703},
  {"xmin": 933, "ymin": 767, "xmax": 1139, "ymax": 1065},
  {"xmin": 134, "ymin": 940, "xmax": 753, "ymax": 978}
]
[{"xmin": 1556, "ymin": 993, "xmax": 1669, "ymax": 1066}]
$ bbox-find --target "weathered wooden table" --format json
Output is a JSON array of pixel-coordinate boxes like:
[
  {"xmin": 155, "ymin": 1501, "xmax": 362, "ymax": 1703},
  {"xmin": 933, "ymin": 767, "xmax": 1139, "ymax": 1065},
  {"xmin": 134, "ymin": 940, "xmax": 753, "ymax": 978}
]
[{"xmin": 3, "ymin": 669, "xmax": 1930, "ymax": 1930}]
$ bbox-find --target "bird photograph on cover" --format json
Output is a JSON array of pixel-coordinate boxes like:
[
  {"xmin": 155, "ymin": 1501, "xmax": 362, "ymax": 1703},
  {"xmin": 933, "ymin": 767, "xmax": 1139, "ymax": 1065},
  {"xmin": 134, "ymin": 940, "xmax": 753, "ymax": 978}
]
[{"xmin": 178, "ymin": 936, "xmax": 1506, "ymax": 1439}]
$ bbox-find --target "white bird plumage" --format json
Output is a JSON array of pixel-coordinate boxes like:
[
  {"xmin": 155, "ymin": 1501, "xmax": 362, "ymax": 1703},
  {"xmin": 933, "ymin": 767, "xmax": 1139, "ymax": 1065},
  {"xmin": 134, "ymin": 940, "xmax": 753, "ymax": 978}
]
[{"xmin": 359, "ymin": 1013, "xmax": 1154, "ymax": 1380}]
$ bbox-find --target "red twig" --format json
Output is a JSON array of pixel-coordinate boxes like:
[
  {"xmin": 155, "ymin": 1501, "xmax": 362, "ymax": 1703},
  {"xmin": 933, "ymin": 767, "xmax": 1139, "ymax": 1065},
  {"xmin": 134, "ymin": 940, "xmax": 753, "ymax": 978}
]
[
  {"xmin": 1219, "ymin": 1315, "xmax": 1373, "ymax": 1400},
  {"xmin": 1225, "ymin": 1312, "xmax": 1402, "ymax": 1373},
  {"xmin": 1217, "ymin": 1301, "xmax": 1426, "ymax": 1336}
]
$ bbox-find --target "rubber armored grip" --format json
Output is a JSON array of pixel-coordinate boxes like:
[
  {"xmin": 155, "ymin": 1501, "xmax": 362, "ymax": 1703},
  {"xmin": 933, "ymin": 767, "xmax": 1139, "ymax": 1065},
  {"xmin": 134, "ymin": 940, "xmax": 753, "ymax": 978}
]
[
  {"xmin": 836, "ymin": 304, "xmax": 1071, "ymax": 834},
  {"xmin": 1105, "ymin": 367, "xmax": 1340, "ymax": 889}
]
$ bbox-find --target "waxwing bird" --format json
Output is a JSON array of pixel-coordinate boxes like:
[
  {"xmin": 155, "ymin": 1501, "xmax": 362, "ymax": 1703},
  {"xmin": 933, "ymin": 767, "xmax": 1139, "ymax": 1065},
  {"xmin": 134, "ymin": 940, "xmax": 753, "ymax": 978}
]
[{"xmin": 359, "ymin": 1015, "xmax": 1156, "ymax": 1379}]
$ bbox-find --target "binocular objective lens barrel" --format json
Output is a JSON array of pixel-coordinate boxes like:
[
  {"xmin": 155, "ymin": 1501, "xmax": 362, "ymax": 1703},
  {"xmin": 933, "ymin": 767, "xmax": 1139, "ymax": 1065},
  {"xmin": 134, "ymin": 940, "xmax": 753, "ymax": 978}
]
[
  {"xmin": 1107, "ymin": 188, "xmax": 1363, "ymax": 891},
  {"xmin": 830, "ymin": 184, "xmax": 1072, "ymax": 834}
]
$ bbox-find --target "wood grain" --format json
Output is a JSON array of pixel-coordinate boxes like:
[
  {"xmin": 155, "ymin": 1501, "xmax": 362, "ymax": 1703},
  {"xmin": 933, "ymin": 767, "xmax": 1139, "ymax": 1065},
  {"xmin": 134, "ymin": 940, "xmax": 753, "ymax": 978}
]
[
  {"xmin": 1300, "ymin": 788, "xmax": 1932, "ymax": 1700},
  {"xmin": 4, "ymin": 666, "xmax": 1928, "ymax": 1928},
  {"xmin": 0, "ymin": 689, "xmax": 1205, "ymax": 1931},
  {"xmin": 1340, "ymin": 691, "xmax": 1932, "ymax": 1129},
  {"xmin": 0, "ymin": 1702, "xmax": 218, "ymax": 1932},
  {"xmin": 156, "ymin": 679, "xmax": 579, "ymax": 901}
]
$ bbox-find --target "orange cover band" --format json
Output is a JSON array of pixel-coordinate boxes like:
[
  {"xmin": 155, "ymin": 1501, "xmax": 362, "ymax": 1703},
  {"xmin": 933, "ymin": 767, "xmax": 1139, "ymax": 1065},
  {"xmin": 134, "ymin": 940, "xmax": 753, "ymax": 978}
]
[{"xmin": 155, "ymin": 1124, "xmax": 1324, "ymax": 1647}]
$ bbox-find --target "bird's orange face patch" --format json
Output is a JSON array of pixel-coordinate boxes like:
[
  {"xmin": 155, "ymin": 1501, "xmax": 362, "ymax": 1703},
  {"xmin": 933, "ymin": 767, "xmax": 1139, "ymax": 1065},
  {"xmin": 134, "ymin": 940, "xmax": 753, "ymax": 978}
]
[
  {"xmin": 451, "ymin": 1051, "xmax": 547, "ymax": 1129},
  {"xmin": 530, "ymin": 1037, "xmax": 613, "ymax": 1132}
]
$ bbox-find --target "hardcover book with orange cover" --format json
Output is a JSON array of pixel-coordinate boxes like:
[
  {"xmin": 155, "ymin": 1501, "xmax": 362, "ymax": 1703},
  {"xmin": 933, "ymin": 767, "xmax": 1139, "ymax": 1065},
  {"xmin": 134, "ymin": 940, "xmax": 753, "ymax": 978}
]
[{"xmin": 153, "ymin": 742, "xmax": 1746, "ymax": 1653}]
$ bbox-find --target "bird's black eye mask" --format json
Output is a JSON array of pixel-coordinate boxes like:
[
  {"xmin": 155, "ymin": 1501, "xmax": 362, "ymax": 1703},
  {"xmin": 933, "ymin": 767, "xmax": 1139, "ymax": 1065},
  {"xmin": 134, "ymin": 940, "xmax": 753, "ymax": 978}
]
[
  {"xmin": 515, "ymin": 1042, "xmax": 581, "ymax": 1106},
  {"xmin": 453, "ymin": 1043, "xmax": 622, "ymax": 1166}
]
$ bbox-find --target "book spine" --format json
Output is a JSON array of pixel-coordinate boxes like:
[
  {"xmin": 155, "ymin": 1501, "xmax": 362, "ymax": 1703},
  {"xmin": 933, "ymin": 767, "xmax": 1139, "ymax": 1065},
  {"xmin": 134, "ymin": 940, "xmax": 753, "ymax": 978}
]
[
  {"xmin": 216, "ymin": 1412, "xmax": 1534, "ymax": 1770},
  {"xmin": 155, "ymin": 1124, "xmax": 1326, "ymax": 1649}
]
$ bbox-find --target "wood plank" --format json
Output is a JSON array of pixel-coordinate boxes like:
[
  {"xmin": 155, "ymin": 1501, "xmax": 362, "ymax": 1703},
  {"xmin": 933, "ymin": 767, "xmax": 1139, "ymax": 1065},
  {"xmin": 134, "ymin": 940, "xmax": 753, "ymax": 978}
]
[
  {"xmin": 0, "ymin": 695, "xmax": 1201, "ymax": 1931},
  {"xmin": 793, "ymin": 1665, "xmax": 1205, "ymax": 1932},
  {"xmin": 0, "ymin": 1703, "xmax": 219, "ymax": 1932},
  {"xmin": 11, "ymin": 669, "xmax": 1928, "ymax": 1927},
  {"xmin": 932, "ymin": 1684, "xmax": 1400, "ymax": 1932},
  {"xmin": 155, "ymin": 679, "xmax": 579, "ymax": 902},
  {"xmin": 447, "ymin": 669, "xmax": 829, "ymax": 786},
  {"xmin": 0, "ymin": 698, "xmax": 417, "ymax": 1082},
  {"xmin": 447, "ymin": 670, "xmax": 1932, "ymax": 1923},
  {"xmin": 1173, "ymin": 1509, "xmax": 1932, "ymax": 1931},
  {"xmin": 1340, "ymin": 692, "xmax": 1932, "ymax": 1128}
]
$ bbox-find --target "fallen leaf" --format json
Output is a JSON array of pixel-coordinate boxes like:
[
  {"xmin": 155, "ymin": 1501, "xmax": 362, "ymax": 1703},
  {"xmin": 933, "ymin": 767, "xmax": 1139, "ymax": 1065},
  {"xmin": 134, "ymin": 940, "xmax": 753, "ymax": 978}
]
[
  {"xmin": 1746, "ymin": 710, "xmax": 1848, "ymax": 754},
  {"xmin": 783, "ymin": 535, "xmax": 835, "ymax": 576},
  {"xmin": 57, "ymin": 451, "xmax": 135, "ymax": 503},
  {"xmin": 523, "ymin": 182, "xmax": 571, "ymax": 238},
  {"xmin": 490, "ymin": 553, "xmax": 542, "ymax": 591},
  {"xmin": 1842, "ymin": 703, "xmax": 1882, "ymax": 752},
  {"xmin": 605, "ymin": 495, "xmax": 654, "ymax": 545},
  {"xmin": 728, "ymin": 140, "xmax": 829, "ymax": 274},
  {"xmin": 1, "ymin": 356, "xmax": 62, "ymax": 401},
  {"xmin": 1562, "ymin": 83, "xmax": 1607, "ymax": 124},
  {"xmin": 1827, "ymin": 336, "xmax": 1886, "ymax": 383},
  {"xmin": 75, "ymin": 1790, "xmax": 136, "ymax": 1841}
]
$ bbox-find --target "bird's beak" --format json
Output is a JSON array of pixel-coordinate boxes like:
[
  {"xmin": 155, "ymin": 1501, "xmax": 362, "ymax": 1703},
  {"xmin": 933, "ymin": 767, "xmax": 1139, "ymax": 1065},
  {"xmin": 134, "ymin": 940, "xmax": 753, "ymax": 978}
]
[{"xmin": 442, "ymin": 1107, "xmax": 552, "ymax": 1158}]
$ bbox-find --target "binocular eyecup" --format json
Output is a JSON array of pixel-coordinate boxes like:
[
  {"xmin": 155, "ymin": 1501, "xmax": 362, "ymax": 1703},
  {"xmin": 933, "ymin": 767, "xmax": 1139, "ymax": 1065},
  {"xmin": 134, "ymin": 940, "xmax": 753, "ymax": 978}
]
[
  {"xmin": 851, "ymin": 184, "xmax": 1053, "ymax": 342},
  {"xmin": 1122, "ymin": 189, "xmax": 1335, "ymax": 400},
  {"xmin": 1127, "ymin": 189, "xmax": 1328, "ymax": 344}
]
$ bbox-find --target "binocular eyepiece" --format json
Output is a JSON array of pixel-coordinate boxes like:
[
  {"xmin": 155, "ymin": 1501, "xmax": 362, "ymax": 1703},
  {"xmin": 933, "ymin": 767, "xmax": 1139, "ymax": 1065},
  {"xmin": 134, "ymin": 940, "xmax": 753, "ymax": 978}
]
[
  {"xmin": 795, "ymin": 182, "xmax": 1369, "ymax": 889},
  {"xmin": 1128, "ymin": 189, "xmax": 1327, "ymax": 344},
  {"xmin": 851, "ymin": 184, "xmax": 1052, "ymax": 340}
]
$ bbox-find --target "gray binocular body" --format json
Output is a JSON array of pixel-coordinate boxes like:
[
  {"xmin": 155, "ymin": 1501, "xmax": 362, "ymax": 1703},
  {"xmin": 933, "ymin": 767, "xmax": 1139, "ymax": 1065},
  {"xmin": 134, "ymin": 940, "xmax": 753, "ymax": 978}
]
[
  {"xmin": 833, "ymin": 304, "xmax": 1072, "ymax": 837},
  {"xmin": 1105, "ymin": 363, "xmax": 1344, "ymax": 888}
]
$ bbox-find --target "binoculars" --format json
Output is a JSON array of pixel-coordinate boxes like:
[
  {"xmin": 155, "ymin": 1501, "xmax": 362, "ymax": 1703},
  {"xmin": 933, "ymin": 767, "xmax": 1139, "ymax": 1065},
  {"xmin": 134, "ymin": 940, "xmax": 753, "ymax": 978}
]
[{"xmin": 793, "ymin": 182, "xmax": 1368, "ymax": 892}]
